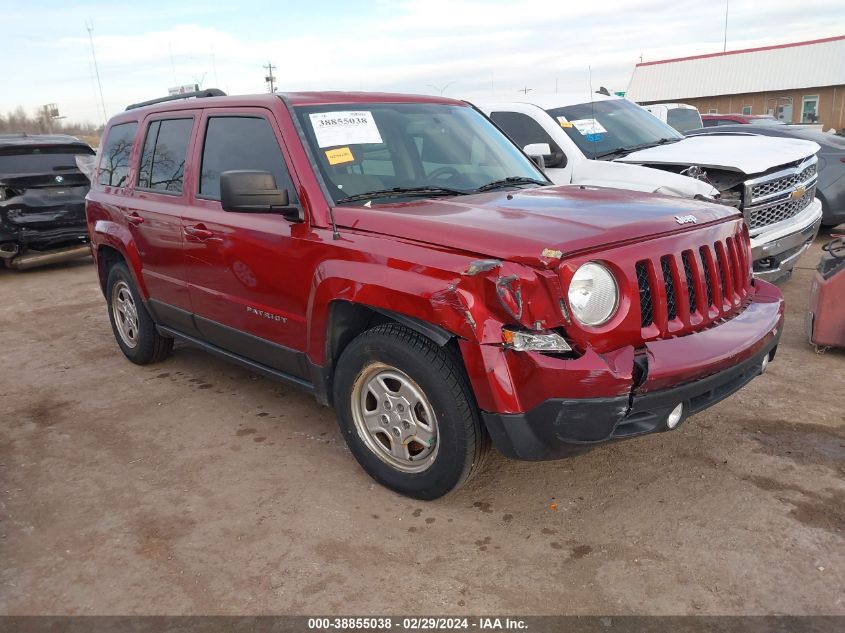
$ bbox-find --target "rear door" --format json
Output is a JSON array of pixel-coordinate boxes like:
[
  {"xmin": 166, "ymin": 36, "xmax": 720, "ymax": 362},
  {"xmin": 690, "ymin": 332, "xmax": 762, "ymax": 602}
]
[
  {"xmin": 181, "ymin": 108, "xmax": 311, "ymax": 379},
  {"xmin": 126, "ymin": 114, "xmax": 197, "ymax": 324}
]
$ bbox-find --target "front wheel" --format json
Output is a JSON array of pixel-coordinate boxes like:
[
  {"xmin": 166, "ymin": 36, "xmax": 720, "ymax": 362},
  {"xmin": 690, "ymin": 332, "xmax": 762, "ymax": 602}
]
[
  {"xmin": 106, "ymin": 263, "xmax": 173, "ymax": 365},
  {"xmin": 333, "ymin": 323, "xmax": 486, "ymax": 499}
]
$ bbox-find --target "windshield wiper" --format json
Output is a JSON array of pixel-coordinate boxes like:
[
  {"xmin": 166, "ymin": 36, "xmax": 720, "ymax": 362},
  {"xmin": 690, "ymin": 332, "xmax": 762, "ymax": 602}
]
[
  {"xmin": 336, "ymin": 186, "xmax": 468, "ymax": 204},
  {"xmin": 473, "ymin": 176, "xmax": 548, "ymax": 192},
  {"xmin": 594, "ymin": 137, "xmax": 681, "ymax": 160}
]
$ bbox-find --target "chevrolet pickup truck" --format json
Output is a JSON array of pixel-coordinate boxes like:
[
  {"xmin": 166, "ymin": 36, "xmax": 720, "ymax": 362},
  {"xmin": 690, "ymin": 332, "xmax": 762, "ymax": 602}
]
[
  {"xmin": 86, "ymin": 90, "xmax": 784, "ymax": 499},
  {"xmin": 478, "ymin": 93, "xmax": 823, "ymax": 283}
]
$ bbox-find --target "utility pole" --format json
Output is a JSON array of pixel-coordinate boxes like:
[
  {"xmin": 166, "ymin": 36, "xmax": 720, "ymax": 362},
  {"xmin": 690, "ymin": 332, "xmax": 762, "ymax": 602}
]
[
  {"xmin": 40, "ymin": 104, "xmax": 64, "ymax": 133},
  {"xmin": 517, "ymin": 86, "xmax": 532, "ymax": 95},
  {"xmin": 85, "ymin": 20, "xmax": 107, "ymax": 126},
  {"xmin": 211, "ymin": 48, "xmax": 220, "ymax": 88},
  {"xmin": 723, "ymin": 0, "xmax": 729, "ymax": 52},
  {"xmin": 264, "ymin": 62, "xmax": 277, "ymax": 93},
  {"xmin": 168, "ymin": 42, "xmax": 177, "ymax": 84}
]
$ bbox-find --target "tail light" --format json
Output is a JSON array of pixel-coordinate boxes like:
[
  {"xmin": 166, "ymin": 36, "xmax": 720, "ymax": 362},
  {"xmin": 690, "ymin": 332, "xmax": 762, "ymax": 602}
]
[{"xmin": 0, "ymin": 186, "xmax": 23, "ymax": 201}]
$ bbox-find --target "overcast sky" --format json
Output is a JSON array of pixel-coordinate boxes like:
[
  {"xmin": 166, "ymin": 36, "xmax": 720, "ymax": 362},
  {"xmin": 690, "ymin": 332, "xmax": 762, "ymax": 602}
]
[{"xmin": 3, "ymin": 0, "xmax": 843, "ymax": 124}]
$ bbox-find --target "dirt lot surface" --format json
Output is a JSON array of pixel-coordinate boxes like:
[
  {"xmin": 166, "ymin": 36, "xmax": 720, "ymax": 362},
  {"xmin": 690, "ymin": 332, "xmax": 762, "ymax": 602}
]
[{"xmin": 1, "ymin": 233, "xmax": 843, "ymax": 616}]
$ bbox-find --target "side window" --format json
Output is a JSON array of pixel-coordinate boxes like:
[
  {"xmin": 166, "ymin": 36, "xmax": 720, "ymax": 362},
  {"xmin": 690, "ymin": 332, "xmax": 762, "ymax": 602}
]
[
  {"xmin": 489, "ymin": 111, "xmax": 558, "ymax": 151},
  {"xmin": 98, "ymin": 122, "xmax": 138, "ymax": 187},
  {"xmin": 137, "ymin": 118, "xmax": 193, "ymax": 193},
  {"xmin": 199, "ymin": 116, "xmax": 297, "ymax": 202}
]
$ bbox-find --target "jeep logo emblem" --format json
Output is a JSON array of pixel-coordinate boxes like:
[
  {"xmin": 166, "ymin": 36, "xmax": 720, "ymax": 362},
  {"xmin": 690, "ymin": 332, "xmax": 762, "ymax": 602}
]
[{"xmin": 675, "ymin": 214, "xmax": 698, "ymax": 225}]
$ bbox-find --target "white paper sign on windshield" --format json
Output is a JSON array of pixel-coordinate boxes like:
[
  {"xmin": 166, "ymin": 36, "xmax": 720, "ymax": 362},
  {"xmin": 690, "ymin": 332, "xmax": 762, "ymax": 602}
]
[
  {"xmin": 569, "ymin": 118, "xmax": 608, "ymax": 136},
  {"xmin": 309, "ymin": 111, "xmax": 383, "ymax": 148}
]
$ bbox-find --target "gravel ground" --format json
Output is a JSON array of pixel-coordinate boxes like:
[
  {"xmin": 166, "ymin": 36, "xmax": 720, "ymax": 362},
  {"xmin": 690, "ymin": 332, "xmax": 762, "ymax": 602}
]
[{"xmin": 1, "ymin": 232, "xmax": 843, "ymax": 615}]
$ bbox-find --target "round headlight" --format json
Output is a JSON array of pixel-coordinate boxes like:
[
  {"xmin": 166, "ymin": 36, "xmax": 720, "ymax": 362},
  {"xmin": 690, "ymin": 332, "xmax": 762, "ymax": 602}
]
[{"xmin": 567, "ymin": 262, "xmax": 618, "ymax": 326}]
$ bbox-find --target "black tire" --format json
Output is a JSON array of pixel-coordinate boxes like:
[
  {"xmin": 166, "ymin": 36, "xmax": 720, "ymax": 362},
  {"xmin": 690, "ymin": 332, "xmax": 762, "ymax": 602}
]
[
  {"xmin": 105, "ymin": 262, "xmax": 173, "ymax": 365},
  {"xmin": 333, "ymin": 323, "xmax": 487, "ymax": 499}
]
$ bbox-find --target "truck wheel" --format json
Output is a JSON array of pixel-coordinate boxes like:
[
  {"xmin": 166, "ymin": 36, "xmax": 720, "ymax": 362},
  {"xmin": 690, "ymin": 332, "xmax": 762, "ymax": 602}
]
[
  {"xmin": 333, "ymin": 323, "xmax": 486, "ymax": 499},
  {"xmin": 106, "ymin": 263, "xmax": 173, "ymax": 365}
]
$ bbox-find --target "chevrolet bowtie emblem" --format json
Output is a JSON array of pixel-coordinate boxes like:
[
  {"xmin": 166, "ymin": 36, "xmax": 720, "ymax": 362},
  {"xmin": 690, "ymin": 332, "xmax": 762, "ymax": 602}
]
[{"xmin": 792, "ymin": 185, "xmax": 806, "ymax": 200}]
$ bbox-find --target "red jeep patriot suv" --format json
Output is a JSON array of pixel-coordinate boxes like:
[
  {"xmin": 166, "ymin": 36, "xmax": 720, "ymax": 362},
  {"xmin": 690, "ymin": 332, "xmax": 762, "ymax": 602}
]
[{"xmin": 86, "ymin": 90, "xmax": 784, "ymax": 499}]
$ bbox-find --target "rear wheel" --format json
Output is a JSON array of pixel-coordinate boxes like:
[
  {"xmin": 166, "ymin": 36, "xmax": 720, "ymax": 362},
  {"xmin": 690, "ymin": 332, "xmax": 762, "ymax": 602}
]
[
  {"xmin": 106, "ymin": 263, "xmax": 173, "ymax": 364},
  {"xmin": 333, "ymin": 323, "xmax": 486, "ymax": 499}
]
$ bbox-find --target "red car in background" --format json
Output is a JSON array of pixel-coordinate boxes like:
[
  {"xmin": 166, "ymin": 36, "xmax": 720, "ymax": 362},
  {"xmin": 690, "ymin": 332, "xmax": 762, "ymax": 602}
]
[{"xmin": 702, "ymin": 113, "xmax": 785, "ymax": 126}]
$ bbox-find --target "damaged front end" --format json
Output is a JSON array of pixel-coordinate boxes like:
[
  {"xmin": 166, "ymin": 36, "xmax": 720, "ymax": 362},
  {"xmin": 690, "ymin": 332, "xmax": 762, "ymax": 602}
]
[{"xmin": 446, "ymin": 218, "xmax": 784, "ymax": 460}]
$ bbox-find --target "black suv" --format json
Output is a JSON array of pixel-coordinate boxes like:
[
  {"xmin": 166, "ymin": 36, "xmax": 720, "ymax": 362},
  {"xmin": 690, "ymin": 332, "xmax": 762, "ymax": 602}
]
[{"xmin": 0, "ymin": 134, "xmax": 95, "ymax": 269}]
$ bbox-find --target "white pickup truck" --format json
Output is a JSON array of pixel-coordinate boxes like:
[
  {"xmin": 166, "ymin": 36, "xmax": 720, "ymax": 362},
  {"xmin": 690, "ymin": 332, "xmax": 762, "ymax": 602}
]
[
  {"xmin": 641, "ymin": 103, "xmax": 703, "ymax": 133},
  {"xmin": 477, "ymin": 93, "xmax": 823, "ymax": 282}
]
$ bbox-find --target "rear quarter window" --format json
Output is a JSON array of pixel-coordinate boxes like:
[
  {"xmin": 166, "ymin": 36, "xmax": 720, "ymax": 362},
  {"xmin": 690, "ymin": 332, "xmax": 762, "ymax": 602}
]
[
  {"xmin": 98, "ymin": 122, "xmax": 138, "ymax": 187},
  {"xmin": 137, "ymin": 118, "xmax": 194, "ymax": 193}
]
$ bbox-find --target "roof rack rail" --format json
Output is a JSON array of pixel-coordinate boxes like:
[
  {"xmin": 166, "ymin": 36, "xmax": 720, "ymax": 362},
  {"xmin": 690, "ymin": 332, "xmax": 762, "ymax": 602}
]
[{"xmin": 126, "ymin": 88, "xmax": 227, "ymax": 111}]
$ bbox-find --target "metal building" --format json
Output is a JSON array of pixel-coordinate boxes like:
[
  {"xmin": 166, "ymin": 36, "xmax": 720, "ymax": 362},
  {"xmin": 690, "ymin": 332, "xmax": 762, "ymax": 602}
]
[{"xmin": 627, "ymin": 35, "xmax": 845, "ymax": 131}]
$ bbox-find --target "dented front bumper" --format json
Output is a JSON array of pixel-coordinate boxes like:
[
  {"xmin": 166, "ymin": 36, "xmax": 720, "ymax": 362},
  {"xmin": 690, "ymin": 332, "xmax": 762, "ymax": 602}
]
[{"xmin": 464, "ymin": 280, "xmax": 784, "ymax": 460}]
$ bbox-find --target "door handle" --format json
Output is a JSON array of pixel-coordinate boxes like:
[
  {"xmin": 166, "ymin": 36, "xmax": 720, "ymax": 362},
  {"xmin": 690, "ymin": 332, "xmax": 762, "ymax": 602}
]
[
  {"xmin": 184, "ymin": 224, "xmax": 215, "ymax": 240},
  {"xmin": 126, "ymin": 212, "xmax": 144, "ymax": 226}
]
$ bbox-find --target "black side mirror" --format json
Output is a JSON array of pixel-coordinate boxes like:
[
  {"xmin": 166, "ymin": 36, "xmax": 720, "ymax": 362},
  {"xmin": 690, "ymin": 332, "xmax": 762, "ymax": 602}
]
[
  {"xmin": 545, "ymin": 151, "xmax": 567, "ymax": 169},
  {"xmin": 219, "ymin": 170, "xmax": 303, "ymax": 222}
]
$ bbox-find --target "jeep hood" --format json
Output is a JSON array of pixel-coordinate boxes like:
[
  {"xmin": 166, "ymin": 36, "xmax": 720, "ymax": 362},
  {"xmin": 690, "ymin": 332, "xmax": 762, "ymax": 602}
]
[
  {"xmin": 333, "ymin": 185, "xmax": 738, "ymax": 266},
  {"xmin": 615, "ymin": 135, "xmax": 820, "ymax": 174}
]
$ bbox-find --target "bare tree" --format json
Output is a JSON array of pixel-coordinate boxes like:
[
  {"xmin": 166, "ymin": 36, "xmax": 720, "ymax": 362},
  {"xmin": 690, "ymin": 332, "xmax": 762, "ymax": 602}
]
[{"xmin": 0, "ymin": 106, "xmax": 103, "ymax": 144}]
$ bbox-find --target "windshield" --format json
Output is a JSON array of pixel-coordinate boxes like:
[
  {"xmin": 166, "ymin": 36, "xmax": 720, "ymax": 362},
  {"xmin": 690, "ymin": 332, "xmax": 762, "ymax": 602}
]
[
  {"xmin": 666, "ymin": 108, "xmax": 703, "ymax": 133},
  {"xmin": 0, "ymin": 145, "xmax": 95, "ymax": 176},
  {"xmin": 293, "ymin": 103, "xmax": 547, "ymax": 204},
  {"xmin": 546, "ymin": 99, "xmax": 683, "ymax": 159}
]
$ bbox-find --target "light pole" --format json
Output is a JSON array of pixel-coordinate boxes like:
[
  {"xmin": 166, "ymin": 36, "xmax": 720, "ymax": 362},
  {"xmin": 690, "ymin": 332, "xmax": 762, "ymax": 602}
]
[{"xmin": 427, "ymin": 82, "xmax": 454, "ymax": 96}]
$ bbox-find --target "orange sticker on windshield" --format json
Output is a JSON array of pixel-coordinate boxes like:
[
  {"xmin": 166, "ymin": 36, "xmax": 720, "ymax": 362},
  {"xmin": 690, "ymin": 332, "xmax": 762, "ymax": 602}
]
[{"xmin": 326, "ymin": 146, "xmax": 354, "ymax": 165}]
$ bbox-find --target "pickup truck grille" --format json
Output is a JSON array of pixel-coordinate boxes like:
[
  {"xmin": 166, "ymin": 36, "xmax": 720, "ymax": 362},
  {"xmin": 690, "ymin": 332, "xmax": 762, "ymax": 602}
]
[
  {"xmin": 746, "ymin": 185, "xmax": 816, "ymax": 230},
  {"xmin": 636, "ymin": 227, "xmax": 750, "ymax": 333},
  {"xmin": 750, "ymin": 162, "xmax": 816, "ymax": 199},
  {"xmin": 742, "ymin": 155, "xmax": 818, "ymax": 231}
]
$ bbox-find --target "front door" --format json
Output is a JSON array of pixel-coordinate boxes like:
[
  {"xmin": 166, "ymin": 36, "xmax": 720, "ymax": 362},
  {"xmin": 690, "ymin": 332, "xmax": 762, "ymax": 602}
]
[{"xmin": 181, "ymin": 109, "xmax": 311, "ymax": 379}]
